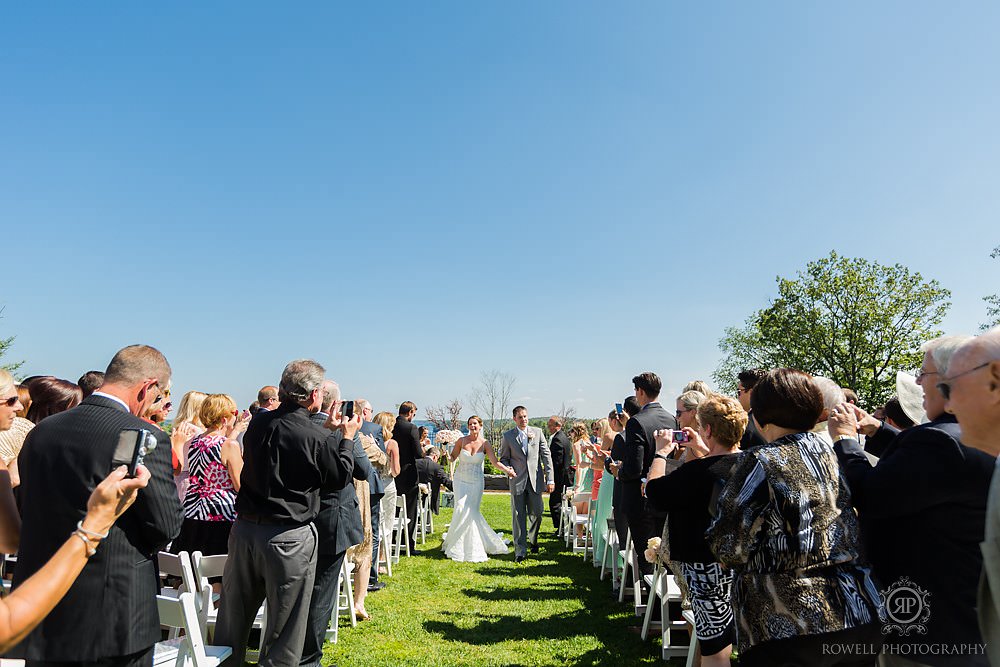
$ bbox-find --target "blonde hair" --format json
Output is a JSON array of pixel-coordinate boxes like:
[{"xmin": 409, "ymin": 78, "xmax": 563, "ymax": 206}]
[
  {"xmin": 468, "ymin": 415, "xmax": 484, "ymax": 428},
  {"xmin": 592, "ymin": 417, "xmax": 612, "ymax": 441},
  {"xmin": 198, "ymin": 394, "xmax": 238, "ymax": 431},
  {"xmin": 683, "ymin": 380, "xmax": 713, "ymax": 396},
  {"xmin": 696, "ymin": 395, "xmax": 748, "ymax": 449},
  {"xmin": 174, "ymin": 391, "xmax": 207, "ymax": 427},
  {"xmin": 568, "ymin": 421, "xmax": 589, "ymax": 444},
  {"xmin": 0, "ymin": 369, "xmax": 14, "ymax": 397},
  {"xmin": 373, "ymin": 411, "xmax": 395, "ymax": 443}
]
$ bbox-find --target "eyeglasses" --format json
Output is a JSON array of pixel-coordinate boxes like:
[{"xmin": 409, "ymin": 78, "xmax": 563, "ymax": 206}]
[
  {"xmin": 2, "ymin": 396, "xmax": 18, "ymax": 408},
  {"xmin": 936, "ymin": 362, "xmax": 991, "ymax": 400},
  {"xmin": 915, "ymin": 368, "xmax": 939, "ymax": 382},
  {"xmin": 676, "ymin": 407, "xmax": 692, "ymax": 415}
]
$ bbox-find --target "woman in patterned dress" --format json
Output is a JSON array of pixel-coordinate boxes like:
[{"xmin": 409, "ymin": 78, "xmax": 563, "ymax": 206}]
[
  {"xmin": 170, "ymin": 394, "xmax": 248, "ymax": 590},
  {"xmin": 706, "ymin": 369, "xmax": 883, "ymax": 666}
]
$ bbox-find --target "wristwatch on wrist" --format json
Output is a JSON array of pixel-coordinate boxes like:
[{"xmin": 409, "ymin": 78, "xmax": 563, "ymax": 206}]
[{"xmin": 653, "ymin": 453, "xmax": 671, "ymax": 463}]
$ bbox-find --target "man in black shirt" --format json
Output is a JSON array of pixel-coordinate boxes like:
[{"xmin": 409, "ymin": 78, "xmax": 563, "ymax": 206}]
[{"xmin": 215, "ymin": 360, "xmax": 359, "ymax": 667}]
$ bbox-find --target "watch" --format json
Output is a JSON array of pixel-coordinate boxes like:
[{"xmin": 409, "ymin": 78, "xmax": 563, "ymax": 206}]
[{"xmin": 653, "ymin": 453, "xmax": 672, "ymax": 463}]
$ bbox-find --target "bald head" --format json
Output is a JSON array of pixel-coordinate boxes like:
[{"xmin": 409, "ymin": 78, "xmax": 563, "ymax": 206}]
[
  {"xmin": 104, "ymin": 345, "xmax": 171, "ymax": 387},
  {"xmin": 944, "ymin": 329, "xmax": 1000, "ymax": 455}
]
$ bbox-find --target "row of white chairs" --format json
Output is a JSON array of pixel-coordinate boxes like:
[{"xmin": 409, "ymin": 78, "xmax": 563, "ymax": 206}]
[{"xmin": 559, "ymin": 491, "xmax": 696, "ymax": 665}]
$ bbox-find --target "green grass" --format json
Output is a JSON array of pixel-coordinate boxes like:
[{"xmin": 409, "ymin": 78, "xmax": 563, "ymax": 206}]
[{"xmin": 323, "ymin": 492, "xmax": 676, "ymax": 667}]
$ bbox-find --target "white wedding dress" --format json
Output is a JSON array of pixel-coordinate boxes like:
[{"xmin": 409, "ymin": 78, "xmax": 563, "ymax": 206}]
[{"xmin": 441, "ymin": 450, "xmax": 508, "ymax": 562}]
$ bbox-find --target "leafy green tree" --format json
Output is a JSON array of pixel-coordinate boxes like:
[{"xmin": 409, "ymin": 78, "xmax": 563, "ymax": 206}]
[
  {"xmin": 0, "ymin": 307, "xmax": 22, "ymax": 375},
  {"xmin": 713, "ymin": 251, "xmax": 950, "ymax": 408},
  {"xmin": 983, "ymin": 245, "xmax": 1000, "ymax": 331}
]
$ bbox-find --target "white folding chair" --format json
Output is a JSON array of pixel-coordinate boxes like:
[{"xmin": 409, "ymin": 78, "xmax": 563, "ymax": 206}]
[
  {"xmin": 326, "ymin": 559, "xmax": 357, "ymax": 643},
  {"xmin": 617, "ymin": 529, "xmax": 633, "ymax": 603},
  {"xmin": 377, "ymin": 518, "xmax": 393, "ymax": 577},
  {"xmin": 421, "ymin": 490, "xmax": 435, "ymax": 535},
  {"xmin": 571, "ymin": 493, "xmax": 592, "ymax": 556},
  {"xmin": 190, "ymin": 551, "xmax": 267, "ymax": 656},
  {"xmin": 155, "ymin": 591, "xmax": 232, "ymax": 667},
  {"xmin": 681, "ymin": 608, "xmax": 697, "ymax": 667},
  {"xmin": 158, "ymin": 551, "xmax": 199, "ymax": 638},
  {"xmin": 391, "ymin": 495, "xmax": 411, "ymax": 562},
  {"xmin": 599, "ymin": 518, "xmax": 619, "ymax": 582},
  {"xmin": 415, "ymin": 487, "xmax": 429, "ymax": 545}
]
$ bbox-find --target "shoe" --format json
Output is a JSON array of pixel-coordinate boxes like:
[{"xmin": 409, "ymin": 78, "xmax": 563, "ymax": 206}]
[
  {"xmin": 410, "ymin": 549, "xmax": 422, "ymax": 555},
  {"xmin": 515, "ymin": 554, "xmax": 525, "ymax": 563},
  {"xmin": 530, "ymin": 544, "xmax": 539, "ymax": 554},
  {"xmin": 367, "ymin": 582, "xmax": 386, "ymax": 592}
]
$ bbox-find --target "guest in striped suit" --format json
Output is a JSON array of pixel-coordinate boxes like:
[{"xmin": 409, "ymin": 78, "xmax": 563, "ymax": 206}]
[{"xmin": 12, "ymin": 345, "xmax": 183, "ymax": 667}]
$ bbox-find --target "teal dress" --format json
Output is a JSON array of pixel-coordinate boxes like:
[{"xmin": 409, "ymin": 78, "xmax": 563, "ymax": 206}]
[{"xmin": 593, "ymin": 469, "xmax": 615, "ymax": 567}]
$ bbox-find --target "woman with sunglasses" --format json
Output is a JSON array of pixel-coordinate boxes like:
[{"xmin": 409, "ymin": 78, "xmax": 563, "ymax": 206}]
[{"xmin": 169, "ymin": 394, "xmax": 249, "ymax": 584}]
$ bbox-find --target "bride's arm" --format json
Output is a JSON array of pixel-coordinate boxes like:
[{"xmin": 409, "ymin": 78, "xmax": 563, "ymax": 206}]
[
  {"xmin": 485, "ymin": 441, "xmax": 513, "ymax": 476},
  {"xmin": 449, "ymin": 438, "xmax": 464, "ymax": 462}
]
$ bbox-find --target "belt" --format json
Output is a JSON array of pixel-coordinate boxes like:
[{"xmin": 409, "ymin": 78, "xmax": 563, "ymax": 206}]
[{"xmin": 238, "ymin": 512, "xmax": 309, "ymax": 528}]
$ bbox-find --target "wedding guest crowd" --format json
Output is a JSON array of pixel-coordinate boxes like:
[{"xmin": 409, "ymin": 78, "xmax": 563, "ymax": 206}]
[{"xmin": 5, "ymin": 326, "xmax": 1000, "ymax": 667}]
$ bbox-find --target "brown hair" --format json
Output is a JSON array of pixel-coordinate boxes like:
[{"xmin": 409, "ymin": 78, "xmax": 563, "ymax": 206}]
[
  {"xmin": 750, "ymin": 369, "xmax": 823, "ymax": 432},
  {"xmin": 568, "ymin": 421, "xmax": 589, "ymax": 444},
  {"xmin": 399, "ymin": 401, "xmax": 417, "ymax": 417},
  {"xmin": 25, "ymin": 378, "xmax": 83, "ymax": 424},
  {"xmin": 696, "ymin": 395, "xmax": 747, "ymax": 448},
  {"xmin": 15, "ymin": 385, "xmax": 32, "ymax": 419},
  {"xmin": 468, "ymin": 415, "xmax": 484, "ymax": 428},
  {"xmin": 632, "ymin": 372, "xmax": 662, "ymax": 399}
]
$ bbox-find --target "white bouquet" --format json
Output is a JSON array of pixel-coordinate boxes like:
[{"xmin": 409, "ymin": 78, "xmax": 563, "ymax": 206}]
[
  {"xmin": 643, "ymin": 537, "xmax": 662, "ymax": 565},
  {"xmin": 434, "ymin": 429, "xmax": 463, "ymax": 445}
]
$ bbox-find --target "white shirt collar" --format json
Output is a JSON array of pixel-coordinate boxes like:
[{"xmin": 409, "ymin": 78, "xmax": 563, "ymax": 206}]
[{"xmin": 92, "ymin": 391, "xmax": 131, "ymax": 413}]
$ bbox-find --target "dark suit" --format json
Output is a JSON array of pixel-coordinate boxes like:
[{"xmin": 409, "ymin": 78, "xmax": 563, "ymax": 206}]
[
  {"xmin": 300, "ymin": 412, "xmax": 369, "ymax": 667},
  {"xmin": 393, "ymin": 415, "xmax": 424, "ymax": 550},
  {"xmin": 416, "ymin": 457, "xmax": 453, "ymax": 513},
  {"xmin": 835, "ymin": 414, "xmax": 994, "ymax": 667},
  {"xmin": 548, "ymin": 429, "xmax": 571, "ymax": 528},
  {"xmin": 12, "ymin": 395, "xmax": 183, "ymax": 665},
  {"xmin": 618, "ymin": 401, "xmax": 676, "ymax": 576},
  {"xmin": 740, "ymin": 411, "xmax": 768, "ymax": 450}
]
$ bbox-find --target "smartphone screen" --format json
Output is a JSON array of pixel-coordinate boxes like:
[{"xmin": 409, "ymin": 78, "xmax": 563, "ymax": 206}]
[
  {"xmin": 342, "ymin": 400, "xmax": 355, "ymax": 419},
  {"xmin": 615, "ymin": 403, "xmax": 623, "ymax": 415}
]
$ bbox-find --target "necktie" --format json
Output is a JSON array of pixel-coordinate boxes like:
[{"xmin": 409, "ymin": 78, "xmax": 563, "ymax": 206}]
[{"xmin": 521, "ymin": 432, "xmax": 529, "ymax": 456}]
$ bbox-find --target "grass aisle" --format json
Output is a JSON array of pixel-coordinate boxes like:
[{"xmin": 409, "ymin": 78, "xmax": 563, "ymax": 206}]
[{"xmin": 324, "ymin": 492, "xmax": 671, "ymax": 666}]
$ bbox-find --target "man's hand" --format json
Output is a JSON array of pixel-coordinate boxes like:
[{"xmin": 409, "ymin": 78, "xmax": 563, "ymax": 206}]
[
  {"xmin": 546, "ymin": 483, "xmax": 555, "ymax": 493},
  {"xmin": 828, "ymin": 402, "xmax": 859, "ymax": 441},
  {"xmin": 608, "ymin": 461, "xmax": 620, "ymax": 477},
  {"xmin": 328, "ymin": 411, "xmax": 363, "ymax": 440}
]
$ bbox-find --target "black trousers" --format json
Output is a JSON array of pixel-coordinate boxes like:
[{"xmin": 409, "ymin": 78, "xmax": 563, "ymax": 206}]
[
  {"xmin": 300, "ymin": 550, "xmax": 348, "ymax": 667},
  {"xmin": 550, "ymin": 472, "xmax": 566, "ymax": 529},
  {"xmin": 739, "ymin": 623, "xmax": 883, "ymax": 667},
  {"xmin": 27, "ymin": 647, "xmax": 154, "ymax": 667},
  {"xmin": 403, "ymin": 484, "xmax": 420, "ymax": 551}
]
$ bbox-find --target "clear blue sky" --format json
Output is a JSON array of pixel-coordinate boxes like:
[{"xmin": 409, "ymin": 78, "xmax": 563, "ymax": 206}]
[{"xmin": 3, "ymin": 2, "xmax": 997, "ymax": 418}]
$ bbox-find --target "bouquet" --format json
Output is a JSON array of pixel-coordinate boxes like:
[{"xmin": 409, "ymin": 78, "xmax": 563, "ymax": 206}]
[
  {"xmin": 643, "ymin": 537, "xmax": 662, "ymax": 565},
  {"xmin": 434, "ymin": 429, "xmax": 463, "ymax": 445}
]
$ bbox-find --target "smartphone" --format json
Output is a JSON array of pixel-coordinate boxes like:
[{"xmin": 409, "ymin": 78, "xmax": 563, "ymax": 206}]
[
  {"xmin": 113, "ymin": 428, "xmax": 158, "ymax": 477},
  {"xmin": 342, "ymin": 400, "xmax": 355, "ymax": 420},
  {"xmin": 671, "ymin": 430, "xmax": 690, "ymax": 444},
  {"xmin": 615, "ymin": 403, "xmax": 623, "ymax": 415}
]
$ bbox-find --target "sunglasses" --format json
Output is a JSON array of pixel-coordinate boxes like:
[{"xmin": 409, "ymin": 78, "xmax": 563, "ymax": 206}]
[
  {"xmin": 2, "ymin": 396, "xmax": 18, "ymax": 408},
  {"xmin": 936, "ymin": 362, "xmax": 991, "ymax": 400}
]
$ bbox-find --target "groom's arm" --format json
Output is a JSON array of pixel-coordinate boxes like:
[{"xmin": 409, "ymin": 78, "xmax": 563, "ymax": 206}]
[{"xmin": 499, "ymin": 433, "xmax": 511, "ymax": 467}]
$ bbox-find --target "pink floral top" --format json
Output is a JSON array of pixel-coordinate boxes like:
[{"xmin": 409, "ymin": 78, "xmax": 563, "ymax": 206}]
[{"xmin": 182, "ymin": 434, "xmax": 237, "ymax": 522}]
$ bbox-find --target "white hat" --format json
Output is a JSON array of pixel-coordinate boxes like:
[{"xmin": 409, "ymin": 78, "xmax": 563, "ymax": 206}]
[{"xmin": 895, "ymin": 371, "xmax": 927, "ymax": 425}]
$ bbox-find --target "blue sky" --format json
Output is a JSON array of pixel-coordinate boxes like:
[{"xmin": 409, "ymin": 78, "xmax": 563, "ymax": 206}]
[{"xmin": 2, "ymin": 2, "xmax": 997, "ymax": 418}]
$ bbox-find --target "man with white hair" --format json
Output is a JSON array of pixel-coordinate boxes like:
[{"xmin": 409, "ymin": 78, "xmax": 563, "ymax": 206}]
[
  {"xmin": 828, "ymin": 335, "xmax": 994, "ymax": 667},
  {"xmin": 941, "ymin": 328, "xmax": 1000, "ymax": 665},
  {"xmin": 810, "ymin": 376, "xmax": 846, "ymax": 445}
]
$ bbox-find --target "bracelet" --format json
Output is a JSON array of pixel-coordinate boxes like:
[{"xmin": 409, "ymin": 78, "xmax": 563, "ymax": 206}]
[
  {"xmin": 76, "ymin": 520, "xmax": 109, "ymax": 540},
  {"xmin": 72, "ymin": 531, "xmax": 98, "ymax": 557}
]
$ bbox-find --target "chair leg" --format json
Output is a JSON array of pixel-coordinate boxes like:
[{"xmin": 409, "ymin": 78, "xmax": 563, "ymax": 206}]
[{"xmin": 640, "ymin": 568, "xmax": 660, "ymax": 640}]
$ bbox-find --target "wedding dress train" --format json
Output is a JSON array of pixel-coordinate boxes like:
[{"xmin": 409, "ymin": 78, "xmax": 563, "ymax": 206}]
[{"xmin": 441, "ymin": 450, "xmax": 508, "ymax": 562}]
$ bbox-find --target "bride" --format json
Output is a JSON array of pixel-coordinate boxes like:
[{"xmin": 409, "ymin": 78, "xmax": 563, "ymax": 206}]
[{"xmin": 441, "ymin": 415, "xmax": 515, "ymax": 562}]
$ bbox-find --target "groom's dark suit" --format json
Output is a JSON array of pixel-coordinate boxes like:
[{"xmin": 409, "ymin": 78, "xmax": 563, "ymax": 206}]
[
  {"xmin": 13, "ymin": 394, "xmax": 182, "ymax": 665},
  {"xmin": 548, "ymin": 428, "xmax": 571, "ymax": 529},
  {"xmin": 618, "ymin": 401, "xmax": 676, "ymax": 576}
]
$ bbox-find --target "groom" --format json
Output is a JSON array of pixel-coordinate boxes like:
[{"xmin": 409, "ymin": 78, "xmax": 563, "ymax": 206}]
[{"xmin": 500, "ymin": 406, "xmax": 554, "ymax": 563}]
